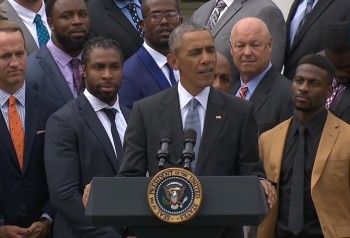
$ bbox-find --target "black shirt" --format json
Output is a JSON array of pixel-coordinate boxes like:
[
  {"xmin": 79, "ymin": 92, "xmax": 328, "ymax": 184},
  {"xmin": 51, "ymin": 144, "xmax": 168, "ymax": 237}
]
[{"xmin": 277, "ymin": 109, "xmax": 328, "ymax": 238}]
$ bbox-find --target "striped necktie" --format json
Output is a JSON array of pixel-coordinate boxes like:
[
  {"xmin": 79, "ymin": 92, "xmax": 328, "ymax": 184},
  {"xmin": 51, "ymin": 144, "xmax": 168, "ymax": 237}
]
[{"xmin": 206, "ymin": 0, "xmax": 227, "ymax": 31}]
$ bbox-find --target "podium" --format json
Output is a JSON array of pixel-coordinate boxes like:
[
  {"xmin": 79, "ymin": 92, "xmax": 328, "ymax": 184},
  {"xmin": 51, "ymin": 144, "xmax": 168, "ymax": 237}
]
[{"xmin": 85, "ymin": 176, "xmax": 268, "ymax": 238}]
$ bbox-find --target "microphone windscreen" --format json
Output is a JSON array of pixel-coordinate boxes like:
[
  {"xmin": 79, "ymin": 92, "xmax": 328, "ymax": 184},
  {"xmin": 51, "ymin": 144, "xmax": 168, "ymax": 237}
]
[
  {"xmin": 184, "ymin": 128, "xmax": 197, "ymax": 142},
  {"xmin": 160, "ymin": 130, "xmax": 172, "ymax": 143}
]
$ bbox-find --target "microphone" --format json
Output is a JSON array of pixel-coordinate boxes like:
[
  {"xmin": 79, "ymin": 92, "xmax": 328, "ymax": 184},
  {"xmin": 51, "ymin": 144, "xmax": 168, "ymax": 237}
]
[
  {"xmin": 156, "ymin": 131, "xmax": 172, "ymax": 170},
  {"xmin": 181, "ymin": 129, "xmax": 197, "ymax": 171}
]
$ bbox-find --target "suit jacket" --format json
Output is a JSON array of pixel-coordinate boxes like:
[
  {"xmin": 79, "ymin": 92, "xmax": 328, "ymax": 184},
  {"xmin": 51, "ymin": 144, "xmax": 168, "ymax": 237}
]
[
  {"xmin": 257, "ymin": 113, "xmax": 350, "ymax": 238},
  {"xmin": 284, "ymin": 0, "xmax": 350, "ymax": 79},
  {"xmin": 191, "ymin": 0, "xmax": 286, "ymax": 82},
  {"xmin": 0, "ymin": 0, "xmax": 38, "ymax": 54},
  {"xmin": 87, "ymin": 0, "xmax": 143, "ymax": 61},
  {"xmin": 233, "ymin": 66, "xmax": 293, "ymax": 134},
  {"xmin": 119, "ymin": 86, "xmax": 266, "ymax": 237},
  {"xmin": 26, "ymin": 46, "xmax": 74, "ymax": 108},
  {"xmin": 45, "ymin": 94, "xmax": 130, "ymax": 238},
  {"xmin": 330, "ymin": 86, "xmax": 350, "ymax": 124},
  {"xmin": 119, "ymin": 46, "xmax": 173, "ymax": 109},
  {"xmin": 0, "ymin": 88, "xmax": 59, "ymax": 227}
]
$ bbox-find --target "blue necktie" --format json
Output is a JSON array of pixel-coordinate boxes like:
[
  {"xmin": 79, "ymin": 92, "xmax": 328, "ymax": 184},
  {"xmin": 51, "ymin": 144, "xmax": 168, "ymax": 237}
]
[
  {"xmin": 165, "ymin": 63, "xmax": 177, "ymax": 86},
  {"xmin": 34, "ymin": 14, "xmax": 49, "ymax": 47},
  {"xmin": 126, "ymin": 2, "xmax": 145, "ymax": 38},
  {"xmin": 184, "ymin": 98, "xmax": 201, "ymax": 171},
  {"xmin": 296, "ymin": 0, "xmax": 315, "ymax": 34}
]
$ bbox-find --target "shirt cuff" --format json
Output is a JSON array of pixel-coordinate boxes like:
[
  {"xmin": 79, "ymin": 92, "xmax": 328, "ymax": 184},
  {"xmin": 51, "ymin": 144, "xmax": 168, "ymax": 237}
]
[{"xmin": 40, "ymin": 213, "xmax": 53, "ymax": 223}]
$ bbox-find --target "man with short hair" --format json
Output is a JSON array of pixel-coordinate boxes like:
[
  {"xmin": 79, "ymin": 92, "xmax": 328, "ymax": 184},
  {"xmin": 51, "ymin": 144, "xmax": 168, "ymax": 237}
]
[
  {"xmin": 231, "ymin": 17, "xmax": 293, "ymax": 134},
  {"xmin": 25, "ymin": 0, "xmax": 90, "ymax": 108},
  {"xmin": 212, "ymin": 52, "xmax": 231, "ymax": 93},
  {"xmin": 45, "ymin": 36, "xmax": 130, "ymax": 238},
  {"xmin": 0, "ymin": 19, "xmax": 59, "ymax": 238},
  {"xmin": 119, "ymin": 0, "xmax": 183, "ymax": 109},
  {"xmin": 258, "ymin": 54, "xmax": 350, "ymax": 238}
]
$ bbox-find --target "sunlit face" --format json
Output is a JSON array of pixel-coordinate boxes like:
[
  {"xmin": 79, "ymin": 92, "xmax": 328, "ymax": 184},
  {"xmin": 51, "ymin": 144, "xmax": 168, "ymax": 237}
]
[
  {"xmin": 49, "ymin": 0, "xmax": 89, "ymax": 52},
  {"xmin": 292, "ymin": 64, "xmax": 332, "ymax": 116},
  {"xmin": 325, "ymin": 49, "xmax": 350, "ymax": 85},
  {"xmin": 213, "ymin": 53, "xmax": 231, "ymax": 93},
  {"xmin": 83, "ymin": 47, "xmax": 123, "ymax": 106},
  {"xmin": 167, "ymin": 31, "xmax": 216, "ymax": 96},
  {"xmin": 0, "ymin": 31, "xmax": 26, "ymax": 94},
  {"xmin": 230, "ymin": 20, "xmax": 271, "ymax": 82}
]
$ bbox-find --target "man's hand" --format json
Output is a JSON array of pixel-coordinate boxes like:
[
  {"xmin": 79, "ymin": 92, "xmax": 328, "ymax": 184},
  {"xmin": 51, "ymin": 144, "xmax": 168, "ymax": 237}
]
[
  {"xmin": 0, "ymin": 225, "xmax": 30, "ymax": 238},
  {"xmin": 260, "ymin": 179, "xmax": 277, "ymax": 209},
  {"xmin": 82, "ymin": 182, "xmax": 92, "ymax": 208},
  {"xmin": 27, "ymin": 218, "xmax": 51, "ymax": 238}
]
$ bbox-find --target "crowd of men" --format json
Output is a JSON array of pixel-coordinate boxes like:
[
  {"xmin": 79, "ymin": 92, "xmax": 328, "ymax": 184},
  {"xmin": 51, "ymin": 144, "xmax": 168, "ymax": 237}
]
[{"xmin": 0, "ymin": 0, "xmax": 349, "ymax": 238}]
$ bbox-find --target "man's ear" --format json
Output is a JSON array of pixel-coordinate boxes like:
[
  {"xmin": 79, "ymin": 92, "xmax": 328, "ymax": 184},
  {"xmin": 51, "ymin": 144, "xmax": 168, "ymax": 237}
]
[{"xmin": 167, "ymin": 53, "xmax": 178, "ymax": 70}]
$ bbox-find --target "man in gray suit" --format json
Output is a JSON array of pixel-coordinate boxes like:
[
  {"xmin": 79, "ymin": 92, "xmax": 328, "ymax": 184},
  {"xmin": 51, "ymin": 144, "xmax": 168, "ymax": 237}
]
[
  {"xmin": 231, "ymin": 17, "xmax": 293, "ymax": 134},
  {"xmin": 191, "ymin": 0, "xmax": 286, "ymax": 84},
  {"xmin": 45, "ymin": 37, "xmax": 130, "ymax": 238},
  {"xmin": 0, "ymin": 0, "xmax": 50, "ymax": 54},
  {"xmin": 25, "ymin": 0, "xmax": 90, "ymax": 108}
]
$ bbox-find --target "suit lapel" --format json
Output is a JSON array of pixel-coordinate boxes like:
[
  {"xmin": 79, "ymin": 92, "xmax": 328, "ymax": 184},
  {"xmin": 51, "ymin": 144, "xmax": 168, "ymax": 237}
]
[
  {"xmin": 77, "ymin": 94, "xmax": 119, "ymax": 172},
  {"xmin": 137, "ymin": 47, "xmax": 172, "ymax": 90},
  {"xmin": 22, "ymin": 89, "xmax": 41, "ymax": 173},
  {"xmin": 212, "ymin": 0, "xmax": 245, "ymax": 37},
  {"xmin": 195, "ymin": 89, "xmax": 226, "ymax": 174},
  {"xmin": 159, "ymin": 87, "xmax": 183, "ymax": 163},
  {"xmin": 311, "ymin": 113, "xmax": 339, "ymax": 190},
  {"xmin": 36, "ymin": 47, "xmax": 74, "ymax": 103}
]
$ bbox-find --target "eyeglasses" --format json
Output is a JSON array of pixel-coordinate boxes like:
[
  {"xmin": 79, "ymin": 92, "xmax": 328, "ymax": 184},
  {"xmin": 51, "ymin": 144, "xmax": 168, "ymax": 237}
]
[{"xmin": 145, "ymin": 11, "xmax": 180, "ymax": 24}]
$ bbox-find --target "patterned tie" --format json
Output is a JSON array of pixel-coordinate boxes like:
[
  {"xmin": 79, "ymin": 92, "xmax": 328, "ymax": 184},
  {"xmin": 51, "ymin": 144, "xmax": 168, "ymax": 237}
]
[
  {"xmin": 239, "ymin": 84, "xmax": 248, "ymax": 99},
  {"xmin": 34, "ymin": 14, "xmax": 49, "ymax": 47},
  {"xmin": 126, "ymin": 2, "xmax": 145, "ymax": 38},
  {"xmin": 8, "ymin": 96, "xmax": 24, "ymax": 170},
  {"xmin": 165, "ymin": 63, "xmax": 177, "ymax": 86},
  {"xmin": 102, "ymin": 108, "xmax": 123, "ymax": 161},
  {"xmin": 296, "ymin": 0, "xmax": 315, "ymax": 34},
  {"xmin": 206, "ymin": 0, "xmax": 227, "ymax": 31},
  {"xmin": 288, "ymin": 125, "xmax": 306, "ymax": 235},
  {"xmin": 326, "ymin": 79, "xmax": 346, "ymax": 110},
  {"xmin": 71, "ymin": 58, "xmax": 82, "ymax": 96},
  {"xmin": 184, "ymin": 98, "xmax": 201, "ymax": 171}
]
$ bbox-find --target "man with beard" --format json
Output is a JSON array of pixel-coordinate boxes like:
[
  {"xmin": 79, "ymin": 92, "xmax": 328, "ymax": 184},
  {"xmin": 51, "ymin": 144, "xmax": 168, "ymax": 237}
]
[
  {"xmin": 323, "ymin": 21, "xmax": 350, "ymax": 124},
  {"xmin": 44, "ymin": 36, "xmax": 130, "ymax": 238},
  {"xmin": 118, "ymin": 0, "xmax": 183, "ymax": 109},
  {"xmin": 257, "ymin": 54, "xmax": 350, "ymax": 238},
  {"xmin": 25, "ymin": 0, "xmax": 89, "ymax": 108}
]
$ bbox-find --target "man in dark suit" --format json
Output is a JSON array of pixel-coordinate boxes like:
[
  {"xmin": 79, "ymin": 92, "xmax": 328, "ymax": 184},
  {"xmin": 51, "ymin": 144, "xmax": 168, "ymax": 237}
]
[
  {"xmin": 25, "ymin": 0, "xmax": 90, "ymax": 108},
  {"xmin": 283, "ymin": 0, "xmax": 350, "ymax": 79},
  {"xmin": 88, "ymin": 0, "xmax": 143, "ymax": 61},
  {"xmin": 323, "ymin": 21, "xmax": 350, "ymax": 124},
  {"xmin": 0, "ymin": 20, "xmax": 58, "ymax": 238},
  {"xmin": 118, "ymin": 22, "xmax": 276, "ymax": 238},
  {"xmin": 230, "ymin": 17, "xmax": 293, "ymax": 134},
  {"xmin": 45, "ymin": 37, "xmax": 130, "ymax": 238},
  {"xmin": 0, "ymin": 0, "xmax": 50, "ymax": 54},
  {"xmin": 191, "ymin": 0, "xmax": 286, "ymax": 84},
  {"xmin": 118, "ymin": 0, "xmax": 182, "ymax": 109}
]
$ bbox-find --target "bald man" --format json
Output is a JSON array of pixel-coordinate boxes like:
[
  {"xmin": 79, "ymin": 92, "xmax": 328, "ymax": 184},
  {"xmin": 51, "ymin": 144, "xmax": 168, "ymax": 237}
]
[
  {"xmin": 213, "ymin": 52, "xmax": 232, "ymax": 93},
  {"xmin": 231, "ymin": 17, "xmax": 293, "ymax": 134}
]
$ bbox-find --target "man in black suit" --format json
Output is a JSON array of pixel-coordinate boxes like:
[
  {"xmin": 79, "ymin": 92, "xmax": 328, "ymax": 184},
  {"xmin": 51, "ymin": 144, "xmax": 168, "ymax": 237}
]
[
  {"xmin": 88, "ymin": 0, "xmax": 143, "ymax": 61},
  {"xmin": 230, "ymin": 17, "xmax": 293, "ymax": 134},
  {"xmin": 283, "ymin": 0, "xmax": 350, "ymax": 79},
  {"xmin": 0, "ymin": 20, "xmax": 58, "ymax": 238},
  {"xmin": 45, "ymin": 37, "xmax": 130, "ymax": 238},
  {"xmin": 324, "ymin": 21, "xmax": 350, "ymax": 124},
  {"xmin": 25, "ymin": 0, "xmax": 90, "ymax": 108},
  {"xmin": 118, "ymin": 22, "xmax": 276, "ymax": 238}
]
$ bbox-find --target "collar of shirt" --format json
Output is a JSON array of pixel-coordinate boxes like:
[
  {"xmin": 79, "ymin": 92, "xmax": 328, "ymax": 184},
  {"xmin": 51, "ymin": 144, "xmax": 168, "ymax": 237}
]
[
  {"xmin": 143, "ymin": 42, "xmax": 167, "ymax": 69},
  {"xmin": 8, "ymin": 0, "xmax": 47, "ymax": 26},
  {"xmin": 84, "ymin": 89, "xmax": 121, "ymax": 113},
  {"xmin": 113, "ymin": 0, "xmax": 141, "ymax": 9},
  {"xmin": 238, "ymin": 62, "xmax": 272, "ymax": 100},
  {"xmin": 0, "ymin": 83, "xmax": 26, "ymax": 108},
  {"xmin": 178, "ymin": 82, "xmax": 209, "ymax": 112},
  {"xmin": 290, "ymin": 108, "xmax": 327, "ymax": 138},
  {"xmin": 46, "ymin": 40, "xmax": 82, "ymax": 68},
  {"xmin": 222, "ymin": 0, "xmax": 234, "ymax": 8}
]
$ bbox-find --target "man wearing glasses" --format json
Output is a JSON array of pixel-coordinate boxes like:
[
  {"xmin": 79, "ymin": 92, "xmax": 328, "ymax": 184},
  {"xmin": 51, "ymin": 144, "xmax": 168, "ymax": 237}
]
[{"xmin": 118, "ymin": 0, "xmax": 183, "ymax": 109}]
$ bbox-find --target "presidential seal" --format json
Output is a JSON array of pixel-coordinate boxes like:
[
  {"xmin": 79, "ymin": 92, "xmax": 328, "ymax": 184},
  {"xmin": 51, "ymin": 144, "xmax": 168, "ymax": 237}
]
[{"xmin": 147, "ymin": 168, "xmax": 202, "ymax": 223}]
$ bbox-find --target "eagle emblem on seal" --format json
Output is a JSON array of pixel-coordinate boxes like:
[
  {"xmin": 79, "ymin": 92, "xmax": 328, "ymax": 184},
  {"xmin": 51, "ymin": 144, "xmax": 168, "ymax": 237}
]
[{"xmin": 162, "ymin": 182, "xmax": 188, "ymax": 210}]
